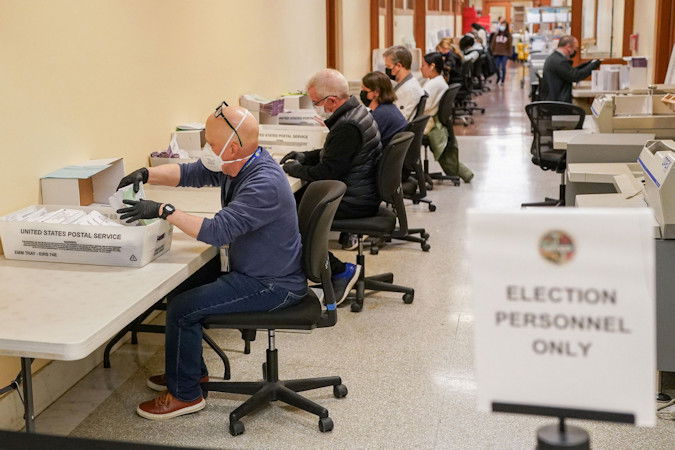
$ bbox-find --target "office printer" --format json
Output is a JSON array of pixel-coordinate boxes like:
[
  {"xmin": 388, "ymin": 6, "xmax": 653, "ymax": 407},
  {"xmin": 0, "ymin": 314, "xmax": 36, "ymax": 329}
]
[
  {"xmin": 638, "ymin": 140, "xmax": 675, "ymax": 239},
  {"xmin": 591, "ymin": 93, "xmax": 675, "ymax": 138}
]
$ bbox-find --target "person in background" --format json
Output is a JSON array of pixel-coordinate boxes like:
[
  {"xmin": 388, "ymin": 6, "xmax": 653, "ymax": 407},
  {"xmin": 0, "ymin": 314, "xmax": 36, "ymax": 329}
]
[
  {"xmin": 117, "ymin": 104, "xmax": 307, "ymax": 420},
  {"xmin": 542, "ymin": 35, "xmax": 600, "ymax": 103},
  {"xmin": 490, "ymin": 21, "xmax": 513, "ymax": 85},
  {"xmin": 420, "ymin": 52, "xmax": 474, "ymax": 183},
  {"xmin": 436, "ymin": 37, "xmax": 463, "ymax": 84},
  {"xmin": 360, "ymin": 71, "xmax": 408, "ymax": 149},
  {"xmin": 471, "ymin": 23, "xmax": 488, "ymax": 47},
  {"xmin": 459, "ymin": 35, "xmax": 481, "ymax": 63},
  {"xmin": 420, "ymin": 52, "xmax": 448, "ymax": 133},
  {"xmin": 280, "ymin": 68, "xmax": 381, "ymax": 296},
  {"xmin": 382, "ymin": 45, "xmax": 425, "ymax": 121}
]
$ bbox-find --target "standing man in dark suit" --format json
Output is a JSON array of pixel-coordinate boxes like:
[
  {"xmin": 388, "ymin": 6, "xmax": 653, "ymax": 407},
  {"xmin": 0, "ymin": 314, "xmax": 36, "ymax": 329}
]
[{"xmin": 542, "ymin": 35, "xmax": 601, "ymax": 103}]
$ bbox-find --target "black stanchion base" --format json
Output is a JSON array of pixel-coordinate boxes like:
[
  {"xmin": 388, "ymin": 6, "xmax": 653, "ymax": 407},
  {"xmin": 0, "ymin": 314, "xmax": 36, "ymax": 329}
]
[{"xmin": 537, "ymin": 424, "xmax": 590, "ymax": 450}]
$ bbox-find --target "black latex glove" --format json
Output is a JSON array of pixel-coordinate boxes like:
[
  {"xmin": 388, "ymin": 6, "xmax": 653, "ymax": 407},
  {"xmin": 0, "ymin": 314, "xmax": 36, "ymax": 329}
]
[
  {"xmin": 282, "ymin": 160, "xmax": 303, "ymax": 177},
  {"xmin": 591, "ymin": 59, "xmax": 602, "ymax": 70},
  {"xmin": 116, "ymin": 168, "xmax": 149, "ymax": 193},
  {"xmin": 279, "ymin": 151, "xmax": 305, "ymax": 165},
  {"xmin": 117, "ymin": 199, "xmax": 162, "ymax": 223}
]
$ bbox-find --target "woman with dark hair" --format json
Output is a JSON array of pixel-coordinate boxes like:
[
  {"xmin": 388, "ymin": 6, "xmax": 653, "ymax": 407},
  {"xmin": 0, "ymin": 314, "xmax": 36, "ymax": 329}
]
[
  {"xmin": 421, "ymin": 51, "xmax": 475, "ymax": 184},
  {"xmin": 420, "ymin": 52, "xmax": 447, "ymax": 128},
  {"xmin": 490, "ymin": 21, "xmax": 512, "ymax": 84},
  {"xmin": 360, "ymin": 71, "xmax": 408, "ymax": 149}
]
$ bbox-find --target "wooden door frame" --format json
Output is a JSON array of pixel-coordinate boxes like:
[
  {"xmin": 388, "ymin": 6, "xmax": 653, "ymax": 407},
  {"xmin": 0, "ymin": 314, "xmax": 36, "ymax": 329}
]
[
  {"xmin": 572, "ymin": 0, "xmax": 635, "ymax": 66},
  {"xmin": 654, "ymin": 0, "xmax": 675, "ymax": 83},
  {"xmin": 327, "ymin": 0, "xmax": 338, "ymax": 68},
  {"xmin": 483, "ymin": 0, "xmax": 512, "ymax": 24}
]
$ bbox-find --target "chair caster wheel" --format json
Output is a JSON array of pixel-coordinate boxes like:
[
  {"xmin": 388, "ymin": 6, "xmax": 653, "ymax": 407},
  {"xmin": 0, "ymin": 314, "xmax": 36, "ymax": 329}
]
[
  {"xmin": 413, "ymin": 200, "xmax": 420, "ymax": 205},
  {"xmin": 319, "ymin": 417, "xmax": 334, "ymax": 432},
  {"xmin": 370, "ymin": 247, "xmax": 379, "ymax": 255},
  {"xmin": 351, "ymin": 302, "xmax": 363, "ymax": 312},
  {"xmin": 333, "ymin": 384, "xmax": 348, "ymax": 398},
  {"xmin": 422, "ymin": 232, "xmax": 430, "ymax": 239},
  {"xmin": 422, "ymin": 243, "xmax": 430, "ymax": 252},
  {"xmin": 428, "ymin": 204, "xmax": 436, "ymax": 212},
  {"xmin": 403, "ymin": 292, "xmax": 414, "ymax": 304},
  {"xmin": 229, "ymin": 420, "xmax": 245, "ymax": 436}
]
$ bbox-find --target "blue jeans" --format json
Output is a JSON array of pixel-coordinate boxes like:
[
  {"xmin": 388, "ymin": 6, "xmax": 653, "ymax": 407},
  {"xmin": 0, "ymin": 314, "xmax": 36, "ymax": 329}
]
[
  {"xmin": 494, "ymin": 55, "xmax": 508, "ymax": 82},
  {"xmin": 165, "ymin": 270, "xmax": 306, "ymax": 402}
]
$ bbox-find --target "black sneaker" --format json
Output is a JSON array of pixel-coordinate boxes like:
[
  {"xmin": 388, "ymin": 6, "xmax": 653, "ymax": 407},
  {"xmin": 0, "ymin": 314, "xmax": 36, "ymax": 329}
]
[
  {"xmin": 341, "ymin": 234, "xmax": 364, "ymax": 251},
  {"xmin": 331, "ymin": 263, "xmax": 361, "ymax": 305}
]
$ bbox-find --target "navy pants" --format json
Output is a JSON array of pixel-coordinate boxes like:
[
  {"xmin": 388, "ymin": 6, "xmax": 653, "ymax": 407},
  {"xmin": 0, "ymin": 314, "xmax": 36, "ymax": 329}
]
[
  {"xmin": 165, "ymin": 270, "xmax": 306, "ymax": 401},
  {"xmin": 494, "ymin": 55, "xmax": 508, "ymax": 82}
]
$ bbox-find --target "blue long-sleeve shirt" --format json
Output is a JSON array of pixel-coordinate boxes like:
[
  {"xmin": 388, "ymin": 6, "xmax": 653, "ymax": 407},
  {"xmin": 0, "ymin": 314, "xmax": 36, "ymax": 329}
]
[
  {"xmin": 178, "ymin": 148, "xmax": 306, "ymax": 292},
  {"xmin": 371, "ymin": 103, "xmax": 408, "ymax": 148}
]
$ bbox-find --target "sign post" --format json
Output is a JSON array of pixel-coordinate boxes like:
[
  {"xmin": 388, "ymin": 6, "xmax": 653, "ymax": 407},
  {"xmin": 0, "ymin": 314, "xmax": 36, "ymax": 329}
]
[{"xmin": 468, "ymin": 209, "xmax": 656, "ymax": 448}]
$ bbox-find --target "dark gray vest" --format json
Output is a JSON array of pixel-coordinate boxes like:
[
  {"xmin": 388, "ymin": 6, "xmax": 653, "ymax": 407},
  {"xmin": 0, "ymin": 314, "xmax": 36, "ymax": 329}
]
[{"xmin": 322, "ymin": 96, "xmax": 382, "ymax": 210}]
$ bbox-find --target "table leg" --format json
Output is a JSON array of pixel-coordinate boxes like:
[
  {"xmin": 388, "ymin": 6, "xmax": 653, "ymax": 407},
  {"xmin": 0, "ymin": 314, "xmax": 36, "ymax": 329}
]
[{"xmin": 21, "ymin": 357, "xmax": 35, "ymax": 433}]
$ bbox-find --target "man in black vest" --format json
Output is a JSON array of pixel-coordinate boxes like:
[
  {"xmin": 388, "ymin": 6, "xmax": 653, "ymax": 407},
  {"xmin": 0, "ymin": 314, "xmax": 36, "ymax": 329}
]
[
  {"xmin": 542, "ymin": 35, "xmax": 601, "ymax": 103},
  {"xmin": 281, "ymin": 68, "xmax": 382, "ymax": 303}
]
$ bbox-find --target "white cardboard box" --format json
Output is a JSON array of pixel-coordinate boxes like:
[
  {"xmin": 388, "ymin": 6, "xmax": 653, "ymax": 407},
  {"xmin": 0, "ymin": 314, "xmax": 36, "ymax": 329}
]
[
  {"xmin": 0, "ymin": 204, "xmax": 172, "ymax": 267},
  {"xmin": 149, "ymin": 156, "xmax": 198, "ymax": 167},
  {"xmin": 281, "ymin": 94, "xmax": 312, "ymax": 110},
  {"xmin": 277, "ymin": 109, "xmax": 323, "ymax": 126},
  {"xmin": 258, "ymin": 124, "xmax": 329, "ymax": 157},
  {"xmin": 41, "ymin": 158, "xmax": 125, "ymax": 206},
  {"xmin": 174, "ymin": 129, "xmax": 205, "ymax": 152}
]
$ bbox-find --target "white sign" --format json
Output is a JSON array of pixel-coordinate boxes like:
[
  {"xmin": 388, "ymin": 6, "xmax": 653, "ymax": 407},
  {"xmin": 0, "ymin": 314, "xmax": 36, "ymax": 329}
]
[{"xmin": 468, "ymin": 208, "xmax": 656, "ymax": 426}]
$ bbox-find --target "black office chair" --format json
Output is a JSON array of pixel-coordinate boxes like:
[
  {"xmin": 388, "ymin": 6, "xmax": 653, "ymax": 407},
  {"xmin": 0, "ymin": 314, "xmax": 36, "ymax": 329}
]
[
  {"xmin": 521, "ymin": 101, "xmax": 585, "ymax": 207},
  {"xmin": 413, "ymin": 92, "xmax": 428, "ymax": 120},
  {"xmin": 201, "ymin": 180, "xmax": 348, "ymax": 436},
  {"xmin": 454, "ymin": 60, "xmax": 476, "ymax": 126},
  {"xmin": 331, "ymin": 132, "xmax": 416, "ymax": 312},
  {"xmin": 422, "ymin": 86, "xmax": 461, "ymax": 187},
  {"xmin": 402, "ymin": 114, "xmax": 436, "ymax": 212}
]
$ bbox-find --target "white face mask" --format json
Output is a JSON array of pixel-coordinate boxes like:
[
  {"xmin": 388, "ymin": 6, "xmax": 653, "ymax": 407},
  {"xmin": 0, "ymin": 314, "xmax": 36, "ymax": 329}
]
[
  {"xmin": 199, "ymin": 113, "xmax": 249, "ymax": 172},
  {"xmin": 499, "ymin": 25, "xmax": 506, "ymax": 32},
  {"xmin": 313, "ymin": 104, "xmax": 331, "ymax": 119}
]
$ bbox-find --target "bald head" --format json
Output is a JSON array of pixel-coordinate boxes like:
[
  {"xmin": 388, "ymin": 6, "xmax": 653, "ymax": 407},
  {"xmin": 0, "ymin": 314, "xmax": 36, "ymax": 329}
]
[{"xmin": 205, "ymin": 105, "xmax": 259, "ymax": 158}]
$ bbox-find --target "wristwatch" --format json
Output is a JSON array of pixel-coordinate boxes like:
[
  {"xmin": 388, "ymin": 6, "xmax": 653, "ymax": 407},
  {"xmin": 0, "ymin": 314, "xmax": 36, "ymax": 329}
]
[{"xmin": 160, "ymin": 203, "xmax": 176, "ymax": 220}]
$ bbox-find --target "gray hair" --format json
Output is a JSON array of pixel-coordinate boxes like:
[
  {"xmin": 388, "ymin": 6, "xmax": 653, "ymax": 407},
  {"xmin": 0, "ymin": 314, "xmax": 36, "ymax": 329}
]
[
  {"xmin": 306, "ymin": 69, "xmax": 349, "ymax": 99},
  {"xmin": 558, "ymin": 35, "xmax": 577, "ymax": 48},
  {"xmin": 383, "ymin": 45, "xmax": 412, "ymax": 70}
]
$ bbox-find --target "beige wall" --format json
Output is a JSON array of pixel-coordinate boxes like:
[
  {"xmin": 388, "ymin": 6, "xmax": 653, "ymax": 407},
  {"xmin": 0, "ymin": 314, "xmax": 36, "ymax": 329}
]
[
  {"xmin": 0, "ymin": 0, "xmax": 326, "ymax": 388},
  {"xmin": 631, "ymin": 0, "xmax": 657, "ymax": 82},
  {"xmin": 340, "ymin": 0, "xmax": 372, "ymax": 80}
]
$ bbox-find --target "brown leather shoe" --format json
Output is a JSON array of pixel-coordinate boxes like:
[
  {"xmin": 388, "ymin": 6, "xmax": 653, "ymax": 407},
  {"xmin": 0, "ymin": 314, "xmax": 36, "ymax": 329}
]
[
  {"xmin": 136, "ymin": 391, "xmax": 205, "ymax": 420},
  {"xmin": 147, "ymin": 374, "xmax": 209, "ymax": 392}
]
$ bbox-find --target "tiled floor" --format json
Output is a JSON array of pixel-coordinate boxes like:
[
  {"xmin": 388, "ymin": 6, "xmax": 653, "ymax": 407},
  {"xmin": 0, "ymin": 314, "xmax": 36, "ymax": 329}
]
[{"xmin": 35, "ymin": 68, "xmax": 675, "ymax": 448}]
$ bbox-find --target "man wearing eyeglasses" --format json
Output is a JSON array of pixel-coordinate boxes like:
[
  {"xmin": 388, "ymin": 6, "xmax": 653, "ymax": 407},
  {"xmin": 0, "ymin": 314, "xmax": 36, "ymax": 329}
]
[
  {"xmin": 280, "ymin": 68, "xmax": 382, "ymax": 305},
  {"xmin": 116, "ymin": 104, "xmax": 307, "ymax": 420}
]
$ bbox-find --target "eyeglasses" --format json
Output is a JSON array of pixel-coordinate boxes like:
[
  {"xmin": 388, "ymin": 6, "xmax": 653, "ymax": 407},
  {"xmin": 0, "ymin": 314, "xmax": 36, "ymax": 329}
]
[
  {"xmin": 312, "ymin": 95, "xmax": 334, "ymax": 106},
  {"xmin": 214, "ymin": 101, "xmax": 243, "ymax": 147}
]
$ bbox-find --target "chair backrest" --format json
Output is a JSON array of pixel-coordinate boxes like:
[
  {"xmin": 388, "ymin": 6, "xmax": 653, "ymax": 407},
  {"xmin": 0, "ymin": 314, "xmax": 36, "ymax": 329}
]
[
  {"xmin": 378, "ymin": 131, "xmax": 416, "ymax": 235},
  {"xmin": 297, "ymin": 180, "xmax": 346, "ymax": 303},
  {"xmin": 437, "ymin": 84, "xmax": 461, "ymax": 128},
  {"xmin": 460, "ymin": 60, "xmax": 474, "ymax": 91},
  {"xmin": 413, "ymin": 93, "xmax": 428, "ymax": 119},
  {"xmin": 524, "ymin": 101, "xmax": 585, "ymax": 163},
  {"xmin": 377, "ymin": 132, "xmax": 414, "ymax": 204},
  {"xmin": 403, "ymin": 115, "xmax": 430, "ymax": 169}
]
